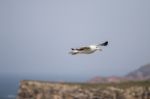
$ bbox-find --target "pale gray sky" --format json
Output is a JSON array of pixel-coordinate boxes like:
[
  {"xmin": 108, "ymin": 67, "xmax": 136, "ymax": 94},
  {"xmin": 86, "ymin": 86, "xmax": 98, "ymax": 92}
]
[{"xmin": 0, "ymin": 0, "xmax": 150, "ymax": 81}]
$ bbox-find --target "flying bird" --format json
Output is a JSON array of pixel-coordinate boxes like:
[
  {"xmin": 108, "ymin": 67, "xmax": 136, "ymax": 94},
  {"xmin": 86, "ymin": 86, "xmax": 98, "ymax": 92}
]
[{"xmin": 69, "ymin": 41, "xmax": 108, "ymax": 55}]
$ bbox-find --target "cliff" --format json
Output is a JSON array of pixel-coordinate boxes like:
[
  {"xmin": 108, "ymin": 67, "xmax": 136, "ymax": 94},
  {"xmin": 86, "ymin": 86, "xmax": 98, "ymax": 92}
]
[{"xmin": 17, "ymin": 80, "xmax": 150, "ymax": 99}]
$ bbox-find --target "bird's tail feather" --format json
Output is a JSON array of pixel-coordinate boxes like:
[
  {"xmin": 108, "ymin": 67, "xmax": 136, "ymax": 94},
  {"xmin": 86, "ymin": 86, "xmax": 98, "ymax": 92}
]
[{"xmin": 69, "ymin": 50, "xmax": 79, "ymax": 55}]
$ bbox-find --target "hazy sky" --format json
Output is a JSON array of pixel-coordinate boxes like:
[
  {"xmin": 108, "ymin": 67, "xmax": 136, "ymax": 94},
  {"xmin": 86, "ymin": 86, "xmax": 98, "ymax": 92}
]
[{"xmin": 0, "ymin": 0, "xmax": 150, "ymax": 81}]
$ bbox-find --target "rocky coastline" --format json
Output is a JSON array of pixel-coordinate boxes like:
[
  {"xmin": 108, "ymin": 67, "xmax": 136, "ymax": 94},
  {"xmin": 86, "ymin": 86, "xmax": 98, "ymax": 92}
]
[{"xmin": 17, "ymin": 80, "xmax": 150, "ymax": 99}]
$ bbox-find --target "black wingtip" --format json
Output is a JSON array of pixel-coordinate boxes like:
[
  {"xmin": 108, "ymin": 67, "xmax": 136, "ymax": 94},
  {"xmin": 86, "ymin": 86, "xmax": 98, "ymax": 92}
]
[{"xmin": 101, "ymin": 41, "xmax": 108, "ymax": 46}]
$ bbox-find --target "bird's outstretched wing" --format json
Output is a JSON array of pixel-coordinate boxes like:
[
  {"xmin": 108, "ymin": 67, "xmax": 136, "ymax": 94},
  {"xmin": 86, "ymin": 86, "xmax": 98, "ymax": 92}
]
[
  {"xmin": 76, "ymin": 47, "xmax": 91, "ymax": 51},
  {"xmin": 71, "ymin": 46, "xmax": 91, "ymax": 51},
  {"xmin": 70, "ymin": 46, "xmax": 90, "ymax": 55}
]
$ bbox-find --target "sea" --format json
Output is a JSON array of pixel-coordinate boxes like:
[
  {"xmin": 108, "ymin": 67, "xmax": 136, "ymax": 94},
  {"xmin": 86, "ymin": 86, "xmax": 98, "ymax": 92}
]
[{"xmin": 0, "ymin": 74, "xmax": 19, "ymax": 99}]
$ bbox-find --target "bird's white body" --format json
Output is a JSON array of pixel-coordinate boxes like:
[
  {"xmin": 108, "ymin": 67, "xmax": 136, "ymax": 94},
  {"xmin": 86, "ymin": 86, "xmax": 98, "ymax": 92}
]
[
  {"xmin": 69, "ymin": 41, "xmax": 108, "ymax": 55},
  {"xmin": 81, "ymin": 45, "xmax": 101, "ymax": 54}
]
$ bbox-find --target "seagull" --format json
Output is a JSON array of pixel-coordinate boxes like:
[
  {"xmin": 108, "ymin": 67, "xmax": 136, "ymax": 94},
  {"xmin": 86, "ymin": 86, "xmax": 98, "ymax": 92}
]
[{"xmin": 69, "ymin": 41, "xmax": 108, "ymax": 55}]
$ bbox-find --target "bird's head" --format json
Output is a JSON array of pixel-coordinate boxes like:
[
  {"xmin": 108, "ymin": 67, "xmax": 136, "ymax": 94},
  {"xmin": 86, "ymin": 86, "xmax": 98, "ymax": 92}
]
[
  {"xmin": 96, "ymin": 46, "xmax": 102, "ymax": 51},
  {"xmin": 90, "ymin": 45, "xmax": 102, "ymax": 51}
]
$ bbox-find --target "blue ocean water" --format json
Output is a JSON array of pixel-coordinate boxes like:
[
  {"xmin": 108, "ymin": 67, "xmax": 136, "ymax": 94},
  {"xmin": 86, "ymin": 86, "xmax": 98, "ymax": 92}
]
[{"xmin": 0, "ymin": 75, "xmax": 19, "ymax": 99}]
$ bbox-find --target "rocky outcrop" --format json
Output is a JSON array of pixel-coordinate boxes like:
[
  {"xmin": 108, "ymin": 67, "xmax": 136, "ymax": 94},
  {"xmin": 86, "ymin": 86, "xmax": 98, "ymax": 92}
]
[
  {"xmin": 88, "ymin": 64, "xmax": 150, "ymax": 83},
  {"xmin": 88, "ymin": 76, "xmax": 124, "ymax": 83},
  {"xmin": 126, "ymin": 64, "xmax": 150, "ymax": 80},
  {"xmin": 17, "ymin": 80, "xmax": 150, "ymax": 99}
]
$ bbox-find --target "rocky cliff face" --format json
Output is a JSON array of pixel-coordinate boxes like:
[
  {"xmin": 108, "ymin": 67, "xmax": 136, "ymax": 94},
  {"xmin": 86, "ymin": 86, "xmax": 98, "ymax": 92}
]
[{"xmin": 17, "ymin": 80, "xmax": 150, "ymax": 99}]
